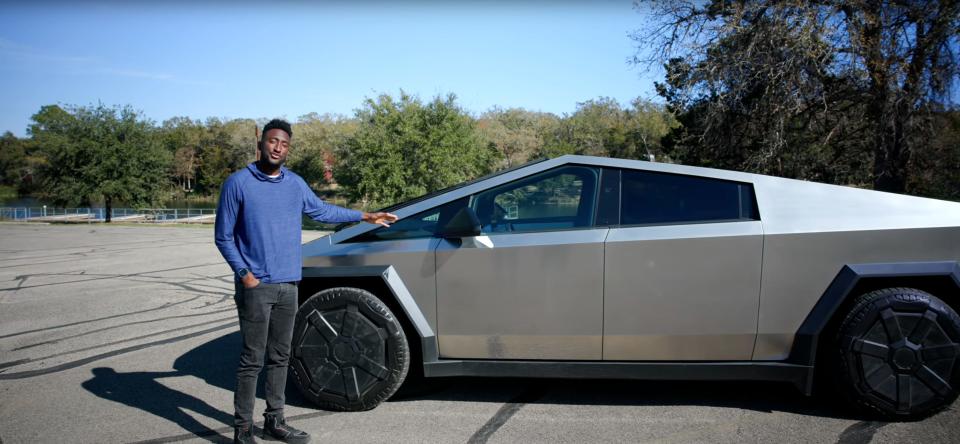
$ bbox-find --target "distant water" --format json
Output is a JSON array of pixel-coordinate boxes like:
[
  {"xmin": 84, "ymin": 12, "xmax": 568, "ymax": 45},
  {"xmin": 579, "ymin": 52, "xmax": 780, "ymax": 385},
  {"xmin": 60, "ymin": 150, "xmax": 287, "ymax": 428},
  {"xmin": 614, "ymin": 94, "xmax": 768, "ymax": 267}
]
[
  {"xmin": 0, "ymin": 196, "xmax": 217, "ymax": 209},
  {"xmin": 0, "ymin": 195, "xmax": 336, "ymax": 229},
  {"xmin": 0, "ymin": 196, "xmax": 44, "ymax": 207},
  {"xmin": 162, "ymin": 199, "xmax": 218, "ymax": 209}
]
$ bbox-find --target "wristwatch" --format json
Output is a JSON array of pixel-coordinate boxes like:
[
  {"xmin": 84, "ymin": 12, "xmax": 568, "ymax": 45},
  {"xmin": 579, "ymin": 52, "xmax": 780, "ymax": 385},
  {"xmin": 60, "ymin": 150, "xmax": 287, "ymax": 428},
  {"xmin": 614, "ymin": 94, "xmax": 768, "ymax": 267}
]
[{"xmin": 237, "ymin": 268, "xmax": 250, "ymax": 280}]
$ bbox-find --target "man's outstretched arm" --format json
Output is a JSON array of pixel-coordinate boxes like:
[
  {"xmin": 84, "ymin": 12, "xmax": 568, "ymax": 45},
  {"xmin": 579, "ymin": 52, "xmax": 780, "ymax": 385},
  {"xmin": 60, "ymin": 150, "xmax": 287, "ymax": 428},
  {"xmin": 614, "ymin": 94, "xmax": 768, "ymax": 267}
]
[
  {"xmin": 361, "ymin": 211, "xmax": 398, "ymax": 227},
  {"xmin": 300, "ymin": 179, "xmax": 397, "ymax": 226}
]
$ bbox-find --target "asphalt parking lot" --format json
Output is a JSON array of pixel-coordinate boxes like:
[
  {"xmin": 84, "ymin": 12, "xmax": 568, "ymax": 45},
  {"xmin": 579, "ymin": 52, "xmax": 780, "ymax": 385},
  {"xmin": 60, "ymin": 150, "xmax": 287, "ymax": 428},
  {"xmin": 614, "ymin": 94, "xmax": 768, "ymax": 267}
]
[{"xmin": 0, "ymin": 223, "xmax": 957, "ymax": 444}]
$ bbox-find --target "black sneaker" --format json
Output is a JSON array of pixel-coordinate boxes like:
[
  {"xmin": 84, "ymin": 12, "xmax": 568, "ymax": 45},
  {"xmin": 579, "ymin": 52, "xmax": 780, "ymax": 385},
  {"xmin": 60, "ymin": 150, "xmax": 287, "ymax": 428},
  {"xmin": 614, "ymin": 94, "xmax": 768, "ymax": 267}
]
[
  {"xmin": 263, "ymin": 414, "xmax": 310, "ymax": 444},
  {"xmin": 234, "ymin": 425, "xmax": 258, "ymax": 444}
]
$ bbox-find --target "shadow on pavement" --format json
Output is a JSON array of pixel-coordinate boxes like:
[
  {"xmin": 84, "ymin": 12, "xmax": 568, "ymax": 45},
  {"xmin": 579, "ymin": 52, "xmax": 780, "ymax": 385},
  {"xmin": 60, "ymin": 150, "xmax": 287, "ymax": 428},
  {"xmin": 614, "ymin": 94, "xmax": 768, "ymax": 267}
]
[
  {"xmin": 389, "ymin": 377, "xmax": 857, "ymax": 420},
  {"xmin": 83, "ymin": 331, "xmax": 858, "ymax": 443},
  {"xmin": 82, "ymin": 367, "xmax": 233, "ymax": 443},
  {"xmin": 168, "ymin": 331, "xmax": 315, "ymax": 409},
  {"xmin": 174, "ymin": 332, "xmax": 857, "ymax": 419},
  {"xmin": 81, "ymin": 331, "xmax": 318, "ymax": 443}
]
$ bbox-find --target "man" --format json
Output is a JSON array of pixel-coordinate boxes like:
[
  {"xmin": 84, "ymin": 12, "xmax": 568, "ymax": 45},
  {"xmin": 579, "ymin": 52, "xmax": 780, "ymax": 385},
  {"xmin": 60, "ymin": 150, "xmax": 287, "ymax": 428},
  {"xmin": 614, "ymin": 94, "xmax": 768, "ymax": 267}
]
[{"xmin": 215, "ymin": 119, "xmax": 397, "ymax": 444}]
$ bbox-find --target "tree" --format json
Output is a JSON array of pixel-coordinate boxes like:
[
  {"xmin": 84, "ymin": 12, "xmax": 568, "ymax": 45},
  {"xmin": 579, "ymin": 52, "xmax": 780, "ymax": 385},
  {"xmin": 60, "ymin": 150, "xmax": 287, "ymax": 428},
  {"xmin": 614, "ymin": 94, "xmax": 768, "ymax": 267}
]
[
  {"xmin": 337, "ymin": 92, "xmax": 496, "ymax": 208},
  {"xmin": 160, "ymin": 117, "xmax": 205, "ymax": 193},
  {"xmin": 29, "ymin": 104, "xmax": 171, "ymax": 222},
  {"xmin": 289, "ymin": 113, "xmax": 358, "ymax": 187},
  {"xmin": 196, "ymin": 118, "xmax": 254, "ymax": 195},
  {"xmin": 478, "ymin": 108, "xmax": 559, "ymax": 169},
  {"xmin": 222, "ymin": 118, "xmax": 259, "ymax": 165},
  {"xmin": 0, "ymin": 132, "xmax": 36, "ymax": 192},
  {"xmin": 0, "ymin": 132, "xmax": 23, "ymax": 185},
  {"xmin": 537, "ymin": 98, "xmax": 677, "ymax": 162},
  {"xmin": 909, "ymin": 110, "xmax": 960, "ymax": 201},
  {"xmin": 629, "ymin": 98, "xmax": 679, "ymax": 162},
  {"xmin": 565, "ymin": 98, "xmax": 628, "ymax": 157},
  {"xmin": 634, "ymin": 0, "xmax": 960, "ymax": 193}
]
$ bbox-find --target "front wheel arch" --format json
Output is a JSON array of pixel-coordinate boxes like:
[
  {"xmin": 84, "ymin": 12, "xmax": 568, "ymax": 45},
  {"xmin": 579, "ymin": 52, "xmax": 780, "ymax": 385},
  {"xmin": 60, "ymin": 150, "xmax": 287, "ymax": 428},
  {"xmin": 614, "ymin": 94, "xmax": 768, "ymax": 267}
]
[
  {"xmin": 299, "ymin": 271, "xmax": 435, "ymax": 386},
  {"xmin": 290, "ymin": 286, "xmax": 410, "ymax": 411}
]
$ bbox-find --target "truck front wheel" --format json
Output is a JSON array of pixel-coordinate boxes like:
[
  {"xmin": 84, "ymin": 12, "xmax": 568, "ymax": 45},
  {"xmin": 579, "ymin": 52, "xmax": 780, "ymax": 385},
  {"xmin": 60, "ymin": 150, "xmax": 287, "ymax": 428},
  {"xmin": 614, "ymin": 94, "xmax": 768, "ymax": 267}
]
[{"xmin": 290, "ymin": 287, "xmax": 409, "ymax": 411}]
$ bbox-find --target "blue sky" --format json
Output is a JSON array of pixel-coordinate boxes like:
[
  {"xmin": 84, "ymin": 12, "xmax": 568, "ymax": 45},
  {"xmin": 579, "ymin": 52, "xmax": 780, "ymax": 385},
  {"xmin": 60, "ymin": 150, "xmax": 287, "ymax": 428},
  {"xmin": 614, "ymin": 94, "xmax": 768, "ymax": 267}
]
[{"xmin": 0, "ymin": 1, "xmax": 660, "ymax": 136}]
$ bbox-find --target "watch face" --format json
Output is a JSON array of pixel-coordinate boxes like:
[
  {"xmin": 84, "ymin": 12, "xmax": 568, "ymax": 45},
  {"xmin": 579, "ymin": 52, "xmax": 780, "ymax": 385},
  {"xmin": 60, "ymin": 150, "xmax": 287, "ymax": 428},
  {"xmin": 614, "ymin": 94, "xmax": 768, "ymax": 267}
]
[{"xmin": 238, "ymin": 269, "xmax": 248, "ymax": 278}]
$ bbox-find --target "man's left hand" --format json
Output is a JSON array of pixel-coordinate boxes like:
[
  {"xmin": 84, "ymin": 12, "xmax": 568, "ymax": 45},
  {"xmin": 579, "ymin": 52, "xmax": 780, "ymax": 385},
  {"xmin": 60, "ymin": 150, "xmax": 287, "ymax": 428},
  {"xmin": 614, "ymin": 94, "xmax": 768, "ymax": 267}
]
[{"xmin": 362, "ymin": 212, "xmax": 399, "ymax": 227}]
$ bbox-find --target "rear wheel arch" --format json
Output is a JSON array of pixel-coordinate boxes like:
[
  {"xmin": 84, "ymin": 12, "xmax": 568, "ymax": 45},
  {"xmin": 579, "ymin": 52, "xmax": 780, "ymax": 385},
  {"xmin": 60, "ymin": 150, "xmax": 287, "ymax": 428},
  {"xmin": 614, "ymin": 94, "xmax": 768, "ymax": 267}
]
[
  {"xmin": 831, "ymin": 287, "xmax": 960, "ymax": 419},
  {"xmin": 788, "ymin": 262, "xmax": 960, "ymax": 397},
  {"xmin": 791, "ymin": 262, "xmax": 960, "ymax": 366}
]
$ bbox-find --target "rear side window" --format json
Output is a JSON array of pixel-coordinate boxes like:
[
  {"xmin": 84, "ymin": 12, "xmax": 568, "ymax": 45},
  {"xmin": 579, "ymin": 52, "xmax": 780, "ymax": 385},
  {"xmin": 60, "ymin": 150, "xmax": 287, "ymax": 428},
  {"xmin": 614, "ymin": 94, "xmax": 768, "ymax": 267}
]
[{"xmin": 621, "ymin": 170, "xmax": 758, "ymax": 225}]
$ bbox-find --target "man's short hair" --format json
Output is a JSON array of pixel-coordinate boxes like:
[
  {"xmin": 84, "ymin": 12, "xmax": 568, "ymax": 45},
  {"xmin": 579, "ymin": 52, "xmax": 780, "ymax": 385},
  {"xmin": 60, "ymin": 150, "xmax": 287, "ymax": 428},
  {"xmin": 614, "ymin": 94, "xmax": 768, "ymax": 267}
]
[{"xmin": 262, "ymin": 119, "xmax": 292, "ymax": 138}]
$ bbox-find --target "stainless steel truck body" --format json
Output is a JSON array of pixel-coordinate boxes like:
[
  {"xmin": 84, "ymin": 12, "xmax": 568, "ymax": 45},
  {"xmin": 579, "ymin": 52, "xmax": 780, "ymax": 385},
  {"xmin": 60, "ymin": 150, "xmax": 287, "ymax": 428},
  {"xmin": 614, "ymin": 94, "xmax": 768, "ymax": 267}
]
[{"xmin": 294, "ymin": 155, "xmax": 960, "ymax": 419}]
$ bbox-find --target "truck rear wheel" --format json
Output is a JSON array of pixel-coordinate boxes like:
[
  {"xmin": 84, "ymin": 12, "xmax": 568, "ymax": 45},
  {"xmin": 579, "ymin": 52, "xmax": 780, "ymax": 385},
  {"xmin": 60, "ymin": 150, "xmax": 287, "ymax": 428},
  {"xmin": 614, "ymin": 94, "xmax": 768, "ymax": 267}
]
[{"xmin": 834, "ymin": 287, "xmax": 960, "ymax": 419}]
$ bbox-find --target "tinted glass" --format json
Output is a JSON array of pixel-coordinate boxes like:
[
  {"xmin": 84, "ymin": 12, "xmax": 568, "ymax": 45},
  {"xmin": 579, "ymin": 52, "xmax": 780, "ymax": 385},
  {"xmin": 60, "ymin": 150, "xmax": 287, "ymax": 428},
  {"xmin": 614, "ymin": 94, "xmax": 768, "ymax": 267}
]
[
  {"xmin": 621, "ymin": 170, "xmax": 753, "ymax": 225},
  {"xmin": 347, "ymin": 198, "xmax": 467, "ymax": 242},
  {"xmin": 472, "ymin": 166, "xmax": 599, "ymax": 233},
  {"xmin": 595, "ymin": 168, "xmax": 621, "ymax": 226}
]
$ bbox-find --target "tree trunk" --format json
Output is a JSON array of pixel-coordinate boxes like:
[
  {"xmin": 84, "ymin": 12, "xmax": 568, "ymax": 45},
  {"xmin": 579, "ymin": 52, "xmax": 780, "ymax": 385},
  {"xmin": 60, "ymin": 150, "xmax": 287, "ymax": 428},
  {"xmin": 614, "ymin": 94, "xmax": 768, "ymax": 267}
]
[
  {"xmin": 105, "ymin": 197, "xmax": 112, "ymax": 223},
  {"xmin": 873, "ymin": 148, "xmax": 907, "ymax": 193},
  {"xmin": 857, "ymin": 6, "xmax": 908, "ymax": 194},
  {"xmin": 872, "ymin": 99, "xmax": 909, "ymax": 193},
  {"xmin": 869, "ymin": 90, "xmax": 909, "ymax": 193}
]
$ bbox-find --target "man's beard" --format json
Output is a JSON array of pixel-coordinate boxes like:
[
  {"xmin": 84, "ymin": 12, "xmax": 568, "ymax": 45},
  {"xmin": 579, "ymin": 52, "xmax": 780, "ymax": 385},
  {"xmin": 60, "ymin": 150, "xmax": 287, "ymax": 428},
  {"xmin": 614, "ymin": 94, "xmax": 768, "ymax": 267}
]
[{"xmin": 261, "ymin": 151, "xmax": 286, "ymax": 168}]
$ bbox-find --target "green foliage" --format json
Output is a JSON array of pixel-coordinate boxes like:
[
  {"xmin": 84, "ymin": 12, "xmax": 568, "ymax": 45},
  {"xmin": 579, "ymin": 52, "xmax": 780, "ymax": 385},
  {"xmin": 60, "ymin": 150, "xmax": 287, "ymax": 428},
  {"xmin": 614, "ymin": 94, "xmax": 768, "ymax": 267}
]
[
  {"xmin": 908, "ymin": 111, "xmax": 960, "ymax": 201},
  {"xmin": 478, "ymin": 108, "xmax": 560, "ymax": 168},
  {"xmin": 0, "ymin": 131, "xmax": 33, "ymax": 192},
  {"xmin": 541, "ymin": 97, "xmax": 677, "ymax": 162},
  {"xmin": 0, "ymin": 184, "xmax": 16, "ymax": 201},
  {"xmin": 197, "ymin": 118, "xmax": 256, "ymax": 195},
  {"xmin": 159, "ymin": 116, "xmax": 205, "ymax": 193},
  {"xmin": 289, "ymin": 113, "xmax": 358, "ymax": 188},
  {"xmin": 0, "ymin": 132, "xmax": 23, "ymax": 185},
  {"xmin": 336, "ymin": 92, "xmax": 495, "ymax": 208},
  {"xmin": 29, "ymin": 104, "xmax": 171, "ymax": 219},
  {"xmin": 475, "ymin": 98, "xmax": 677, "ymax": 165},
  {"xmin": 156, "ymin": 116, "xmax": 256, "ymax": 196}
]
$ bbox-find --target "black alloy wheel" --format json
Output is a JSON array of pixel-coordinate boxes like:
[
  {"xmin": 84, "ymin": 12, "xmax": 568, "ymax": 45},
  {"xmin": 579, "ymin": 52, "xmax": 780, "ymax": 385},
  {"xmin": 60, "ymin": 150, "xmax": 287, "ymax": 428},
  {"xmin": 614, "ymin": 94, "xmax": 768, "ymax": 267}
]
[
  {"xmin": 290, "ymin": 287, "xmax": 409, "ymax": 411},
  {"xmin": 835, "ymin": 287, "xmax": 960, "ymax": 419}
]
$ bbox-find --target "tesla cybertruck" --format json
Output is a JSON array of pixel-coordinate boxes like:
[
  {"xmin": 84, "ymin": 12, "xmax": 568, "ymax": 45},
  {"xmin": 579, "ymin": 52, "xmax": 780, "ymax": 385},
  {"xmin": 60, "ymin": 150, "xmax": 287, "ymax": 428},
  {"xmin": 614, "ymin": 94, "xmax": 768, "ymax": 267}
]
[{"xmin": 292, "ymin": 155, "xmax": 960, "ymax": 419}]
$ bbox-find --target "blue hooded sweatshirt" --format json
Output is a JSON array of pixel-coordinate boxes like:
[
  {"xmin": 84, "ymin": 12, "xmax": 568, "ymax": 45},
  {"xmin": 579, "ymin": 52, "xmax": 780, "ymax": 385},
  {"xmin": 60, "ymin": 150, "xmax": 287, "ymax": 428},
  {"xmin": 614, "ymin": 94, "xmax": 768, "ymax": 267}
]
[{"xmin": 214, "ymin": 163, "xmax": 363, "ymax": 283}]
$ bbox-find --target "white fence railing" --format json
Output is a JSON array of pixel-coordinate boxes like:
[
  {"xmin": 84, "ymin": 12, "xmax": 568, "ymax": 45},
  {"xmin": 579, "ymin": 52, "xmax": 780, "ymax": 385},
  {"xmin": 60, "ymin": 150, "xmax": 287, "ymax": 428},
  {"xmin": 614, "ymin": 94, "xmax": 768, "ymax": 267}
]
[{"xmin": 0, "ymin": 207, "xmax": 217, "ymax": 224}]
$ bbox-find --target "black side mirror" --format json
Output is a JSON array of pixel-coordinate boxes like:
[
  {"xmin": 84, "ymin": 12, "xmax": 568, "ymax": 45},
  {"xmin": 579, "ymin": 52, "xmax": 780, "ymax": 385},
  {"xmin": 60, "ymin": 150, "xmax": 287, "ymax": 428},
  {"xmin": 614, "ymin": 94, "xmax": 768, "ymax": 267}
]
[{"xmin": 438, "ymin": 207, "xmax": 481, "ymax": 238}]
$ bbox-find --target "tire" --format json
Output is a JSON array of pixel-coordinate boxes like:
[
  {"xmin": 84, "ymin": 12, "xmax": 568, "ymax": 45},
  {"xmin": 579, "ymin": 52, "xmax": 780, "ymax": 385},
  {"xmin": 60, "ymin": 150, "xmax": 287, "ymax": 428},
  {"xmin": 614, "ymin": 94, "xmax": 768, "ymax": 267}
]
[
  {"xmin": 834, "ymin": 287, "xmax": 960, "ymax": 420},
  {"xmin": 290, "ymin": 287, "xmax": 409, "ymax": 411}
]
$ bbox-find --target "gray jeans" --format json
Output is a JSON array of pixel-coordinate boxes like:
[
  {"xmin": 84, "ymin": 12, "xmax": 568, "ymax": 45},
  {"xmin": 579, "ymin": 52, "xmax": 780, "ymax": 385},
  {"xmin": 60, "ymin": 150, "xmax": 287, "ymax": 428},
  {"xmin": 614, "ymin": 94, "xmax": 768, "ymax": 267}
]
[{"xmin": 233, "ymin": 281, "xmax": 298, "ymax": 428}]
